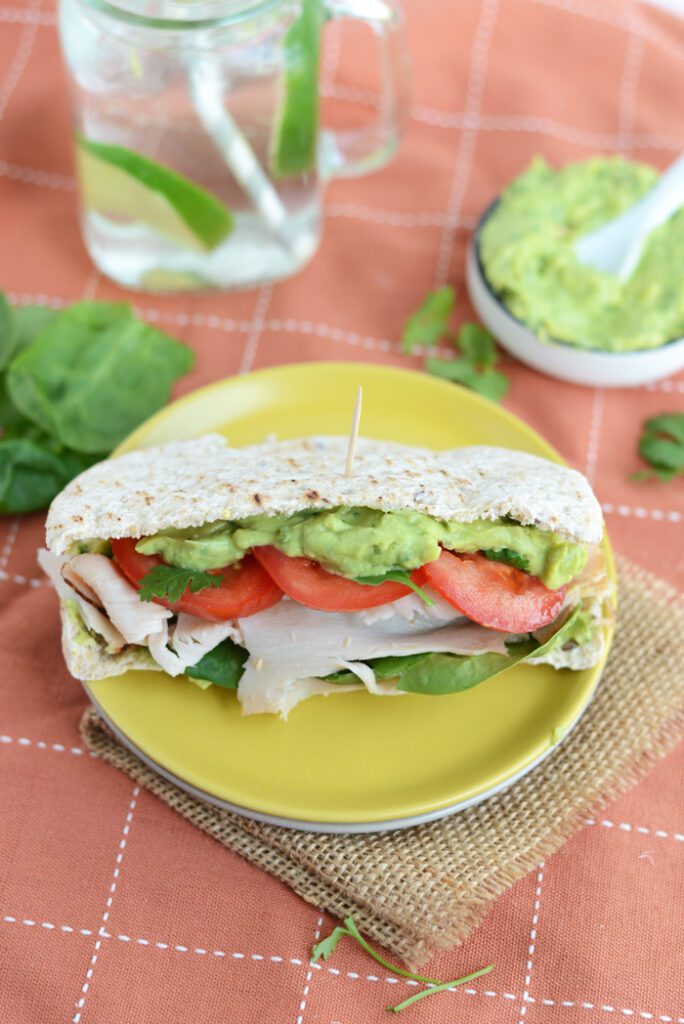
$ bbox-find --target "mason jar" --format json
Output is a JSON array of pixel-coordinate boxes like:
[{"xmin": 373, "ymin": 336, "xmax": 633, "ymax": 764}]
[{"xmin": 58, "ymin": 0, "xmax": 409, "ymax": 293}]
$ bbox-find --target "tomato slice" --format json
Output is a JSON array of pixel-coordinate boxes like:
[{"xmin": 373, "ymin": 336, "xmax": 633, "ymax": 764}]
[
  {"xmin": 252, "ymin": 546, "xmax": 413, "ymax": 612},
  {"xmin": 414, "ymin": 549, "xmax": 566, "ymax": 633},
  {"xmin": 111, "ymin": 537, "xmax": 282, "ymax": 622}
]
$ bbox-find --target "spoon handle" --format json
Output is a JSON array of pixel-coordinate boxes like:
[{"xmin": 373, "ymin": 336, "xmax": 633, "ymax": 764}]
[{"xmin": 633, "ymin": 150, "xmax": 684, "ymax": 232}]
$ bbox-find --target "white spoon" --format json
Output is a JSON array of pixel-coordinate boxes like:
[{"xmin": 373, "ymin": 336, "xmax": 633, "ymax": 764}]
[{"xmin": 573, "ymin": 152, "xmax": 684, "ymax": 281}]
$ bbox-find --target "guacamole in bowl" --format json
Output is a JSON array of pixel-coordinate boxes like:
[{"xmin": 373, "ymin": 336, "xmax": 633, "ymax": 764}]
[{"xmin": 478, "ymin": 156, "xmax": 684, "ymax": 353}]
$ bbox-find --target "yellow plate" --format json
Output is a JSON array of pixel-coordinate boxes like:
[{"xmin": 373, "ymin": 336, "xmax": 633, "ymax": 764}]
[{"xmin": 87, "ymin": 362, "xmax": 614, "ymax": 831}]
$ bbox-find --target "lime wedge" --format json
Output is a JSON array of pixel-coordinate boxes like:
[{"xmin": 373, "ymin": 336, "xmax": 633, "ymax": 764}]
[
  {"xmin": 141, "ymin": 268, "xmax": 211, "ymax": 292},
  {"xmin": 270, "ymin": 0, "xmax": 323, "ymax": 179},
  {"xmin": 76, "ymin": 136, "xmax": 234, "ymax": 252}
]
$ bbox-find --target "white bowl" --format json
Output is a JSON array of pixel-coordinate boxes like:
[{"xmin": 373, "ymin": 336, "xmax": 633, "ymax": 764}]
[{"xmin": 466, "ymin": 217, "xmax": 684, "ymax": 388}]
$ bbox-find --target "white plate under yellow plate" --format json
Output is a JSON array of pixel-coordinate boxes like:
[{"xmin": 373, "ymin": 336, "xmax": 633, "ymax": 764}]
[{"xmin": 86, "ymin": 362, "xmax": 614, "ymax": 832}]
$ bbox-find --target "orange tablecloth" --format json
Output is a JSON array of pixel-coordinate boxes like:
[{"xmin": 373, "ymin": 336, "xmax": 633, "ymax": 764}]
[{"xmin": 1, "ymin": 1, "xmax": 683, "ymax": 1021}]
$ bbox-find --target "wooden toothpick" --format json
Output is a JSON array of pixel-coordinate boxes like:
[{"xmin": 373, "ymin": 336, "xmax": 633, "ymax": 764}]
[{"xmin": 344, "ymin": 385, "xmax": 363, "ymax": 477}]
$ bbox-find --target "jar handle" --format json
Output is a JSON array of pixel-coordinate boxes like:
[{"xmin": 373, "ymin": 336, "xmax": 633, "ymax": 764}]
[{"xmin": 320, "ymin": 0, "xmax": 410, "ymax": 180}]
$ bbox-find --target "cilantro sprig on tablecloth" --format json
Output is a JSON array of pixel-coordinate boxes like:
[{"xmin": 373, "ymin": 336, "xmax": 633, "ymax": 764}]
[
  {"xmin": 633, "ymin": 413, "xmax": 684, "ymax": 482},
  {"xmin": 313, "ymin": 914, "xmax": 493, "ymax": 1013},
  {"xmin": 401, "ymin": 286, "xmax": 508, "ymax": 401}
]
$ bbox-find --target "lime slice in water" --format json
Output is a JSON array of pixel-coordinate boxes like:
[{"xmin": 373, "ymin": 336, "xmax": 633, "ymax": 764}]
[
  {"xmin": 270, "ymin": 0, "xmax": 323, "ymax": 179},
  {"xmin": 141, "ymin": 268, "xmax": 211, "ymax": 292},
  {"xmin": 76, "ymin": 136, "xmax": 234, "ymax": 253}
]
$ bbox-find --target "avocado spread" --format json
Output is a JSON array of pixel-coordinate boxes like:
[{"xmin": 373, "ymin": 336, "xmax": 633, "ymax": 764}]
[
  {"xmin": 63, "ymin": 599, "xmax": 94, "ymax": 646},
  {"xmin": 479, "ymin": 156, "xmax": 684, "ymax": 352},
  {"xmin": 136, "ymin": 507, "xmax": 587, "ymax": 590}
]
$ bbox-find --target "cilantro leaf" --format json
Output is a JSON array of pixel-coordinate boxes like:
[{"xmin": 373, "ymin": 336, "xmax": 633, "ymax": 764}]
[
  {"xmin": 467, "ymin": 368, "xmax": 509, "ymax": 402},
  {"xmin": 138, "ymin": 565, "xmax": 223, "ymax": 603},
  {"xmin": 354, "ymin": 569, "xmax": 434, "ymax": 605},
  {"xmin": 388, "ymin": 966, "xmax": 494, "ymax": 1013},
  {"xmin": 456, "ymin": 322, "xmax": 496, "ymax": 368},
  {"xmin": 311, "ymin": 926, "xmax": 349, "ymax": 962},
  {"xmin": 401, "ymin": 286, "xmax": 455, "ymax": 353},
  {"xmin": 314, "ymin": 916, "xmax": 441, "ymax": 984},
  {"xmin": 426, "ymin": 357, "xmax": 508, "ymax": 402},
  {"xmin": 645, "ymin": 413, "xmax": 684, "ymax": 446},
  {"xmin": 482, "ymin": 547, "xmax": 530, "ymax": 571},
  {"xmin": 425, "ymin": 356, "xmax": 479, "ymax": 386},
  {"xmin": 312, "ymin": 914, "xmax": 493, "ymax": 1015},
  {"xmin": 635, "ymin": 413, "xmax": 684, "ymax": 481}
]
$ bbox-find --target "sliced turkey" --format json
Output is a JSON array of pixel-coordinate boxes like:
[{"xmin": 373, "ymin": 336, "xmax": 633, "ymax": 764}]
[
  {"xmin": 38, "ymin": 550, "xmax": 127, "ymax": 654},
  {"xmin": 233, "ymin": 598, "xmax": 511, "ymax": 716},
  {"xmin": 66, "ymin": 553, "xmax": 171, "ymax": 646}
]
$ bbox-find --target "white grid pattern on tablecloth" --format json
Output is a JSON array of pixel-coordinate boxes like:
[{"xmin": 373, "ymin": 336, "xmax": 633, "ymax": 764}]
[
  {"xmin": 1, "ymin": 878, "xmax": 683, "ymax": 1023},
  {"xmin": 0, "ymin": 1, "xmax": 682, "ymax": 1022},
  {"xmin": 70, "ymin": 786, "xmax": 140, "ymax": 1024}
]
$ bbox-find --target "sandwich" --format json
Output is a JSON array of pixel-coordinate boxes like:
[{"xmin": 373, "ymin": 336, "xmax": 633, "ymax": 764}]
[{"xmin": 40, "ymin": 434, "xmax": 614, "ymax": 718}]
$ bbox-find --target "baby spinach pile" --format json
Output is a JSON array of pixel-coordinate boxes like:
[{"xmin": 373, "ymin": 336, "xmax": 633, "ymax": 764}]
[{"xmin": 0, "ymin": 295, "xmax": 193, "ymax": 514}]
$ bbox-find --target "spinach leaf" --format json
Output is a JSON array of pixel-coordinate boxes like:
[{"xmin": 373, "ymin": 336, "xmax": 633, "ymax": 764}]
[
  {"xmin": 326, "ymin": 608, "xmax": 585, "ymax": 695},
  {"xmin": 397, "ymin": 607, "xmax": 583, "ymax": 695},
  {"xmin": 0, "ymin": 376, "xmax": 33, "ymax": 435},
  {"xmin": 12, "ymin": 304, "xmax": 60, "ymax": 353},
  {"xmin": 0, "ymin": 294, "xmax": 15, "ymax": 370},
  {"xmin": 396, "ymin": 643, "xmax": 535, "ymax": 695},
  {"xmin": 0, "ymin": 437, "xmax": 98, "ymax": 514},
  {"xmin": 325, "ymin": 653, "xmax": 426, "ymax": 685},
  {"xmin": 0, "ymin": 298, "xmax": 58, "ymax": 373},
  {"xmin": 185, "ymin": 639, "xmax": 249, "ymax": 689},
  {"xmin": 6, "ymin": 301, "xmax": 194, "ymax": 454}
]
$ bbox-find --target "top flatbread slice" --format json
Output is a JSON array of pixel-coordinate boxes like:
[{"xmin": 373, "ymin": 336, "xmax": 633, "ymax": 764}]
[{"xmin": 46, "ymin": 435, "xmax": 603, "ymax": 556}]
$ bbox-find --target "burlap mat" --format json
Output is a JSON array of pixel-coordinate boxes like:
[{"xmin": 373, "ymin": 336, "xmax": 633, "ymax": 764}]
[{"xmin": 80, "ymin": 554, "xmax": 684, "ymax": 967}]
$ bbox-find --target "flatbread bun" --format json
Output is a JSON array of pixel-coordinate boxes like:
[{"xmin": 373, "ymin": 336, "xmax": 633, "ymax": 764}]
[
  {"xmin": 46, "ymin": 435, "xmax": 603, "ymax": 556},
  {"xmin": 60, "ymin": 601, "xmax": 155, "ymax": 680}
]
